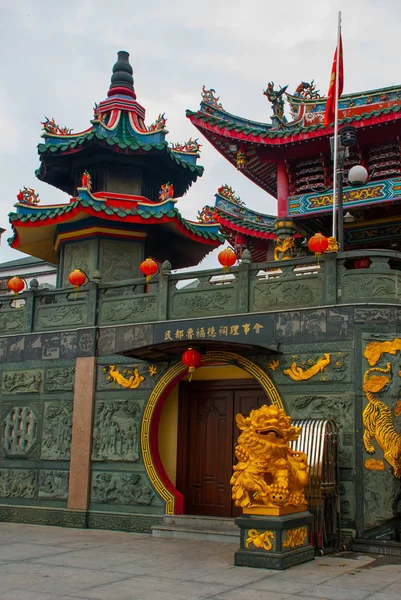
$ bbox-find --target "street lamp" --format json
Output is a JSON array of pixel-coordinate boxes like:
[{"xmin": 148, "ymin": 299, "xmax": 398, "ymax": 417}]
[{"xmin": 330, "ymin": 126, "xmax": 367, "ymax": 250}]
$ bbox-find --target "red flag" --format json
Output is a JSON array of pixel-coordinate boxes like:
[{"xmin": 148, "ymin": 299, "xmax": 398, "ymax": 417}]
[{"xmin": 324, "ymin": 35, "xmax": 343, "ymax": 127}]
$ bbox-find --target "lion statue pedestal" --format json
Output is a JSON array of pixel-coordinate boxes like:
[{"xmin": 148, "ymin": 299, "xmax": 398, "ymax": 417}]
[{"xmin": 231, "ymin": 404, "xmax": 314, "ymax": 570}]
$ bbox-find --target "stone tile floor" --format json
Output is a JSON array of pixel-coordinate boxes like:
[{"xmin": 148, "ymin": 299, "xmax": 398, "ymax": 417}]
[{"xmin": 0, "ymin": 523, "xmax": 401, "ymax": 599}]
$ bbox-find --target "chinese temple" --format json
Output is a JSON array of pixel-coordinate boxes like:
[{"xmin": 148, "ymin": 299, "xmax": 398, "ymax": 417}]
[
  {"xmin": 190, "ymin": 81, "xmax": 401, "ymax": 259},
  {"xmin": 0, "ymin": 51, "xmax": 400, "ymax": 561}
]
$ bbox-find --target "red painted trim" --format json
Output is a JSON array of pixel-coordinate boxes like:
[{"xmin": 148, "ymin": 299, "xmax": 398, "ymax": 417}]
[
  {"xmin": 12, "ymin": 206, "xmax": 221, "ymax": 249},
  {"xmin": 107, "ymin": 86, "xmax": 137, "ymax": 100},
  {"xmin": 189, "ymin": 109, "xmax": 401, "ymax": 147},
  {"xmin": 218, "ymin": 216, "xmax": 275, "ymax": 239},
  {"xmin": 277, "ymin": 161, "xmax": 289, "ymax": 218},
  {"xmin": 149, "ymin": 372, "xmax": 185, "ymax": 514}
]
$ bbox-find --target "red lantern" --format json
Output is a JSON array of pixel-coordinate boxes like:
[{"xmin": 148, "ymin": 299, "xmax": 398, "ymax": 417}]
[
  {"xmin": 182, "ymin": 348, "xmax": 202, "ymax": 382},
  {"xmin": 7, "ymin": 276, "xmax": 25, "ymax": 296},
  {"xmin": 218, "ymin": 247, "xmax": 237, "ymax": 272},
  {"xmin": 354, "ymin": 258, "xmax": 371, "ymax": 269},
  {"xmin": 68, "ymin": 269, "xmax": 87, "ymax": 290},
  {"xmin": 140, "ymin": 258, "xmax": 158, "ymax": 282},
  {"xmin": 308, "ymin": 233, "xmax": 329, "ymax": 258}
]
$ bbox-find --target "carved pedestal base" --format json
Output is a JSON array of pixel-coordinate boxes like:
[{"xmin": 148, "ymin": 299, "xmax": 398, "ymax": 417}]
[{"xmin": 234, "ymin": 511, "xmax": 314, "ymax": 570}]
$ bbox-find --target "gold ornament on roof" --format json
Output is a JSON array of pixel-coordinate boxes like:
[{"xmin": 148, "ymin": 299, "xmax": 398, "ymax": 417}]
[{"xmin": 230, "ymin": 404, "xmax": 308, "ymax": 516}]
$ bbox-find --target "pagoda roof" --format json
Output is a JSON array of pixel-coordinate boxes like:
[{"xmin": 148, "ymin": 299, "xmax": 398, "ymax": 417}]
[
  {"xmin": 197, "ymin": 185, "xmax": 276, "ymax": 262},
  {"xmin": 187, "ymin": 83, "xmax": 401, "ymax": 197},
  {"xmin": 37, "ymin": 52, "xmax": 203, "ymax": 198},
  {"xmin": 8, "ymin": 188, "xmax": 223, "ymax": 268}
]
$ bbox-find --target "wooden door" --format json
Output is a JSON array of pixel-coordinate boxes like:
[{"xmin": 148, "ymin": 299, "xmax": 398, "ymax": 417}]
[{"xmin": 177, "ymin": 381, "xmax": 269, "ymax": 517}]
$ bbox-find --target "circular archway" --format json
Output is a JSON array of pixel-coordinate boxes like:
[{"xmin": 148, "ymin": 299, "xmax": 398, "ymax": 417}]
[{"xmin": 141, "ymin": 350, "xmax": 283, "ymax": 514}]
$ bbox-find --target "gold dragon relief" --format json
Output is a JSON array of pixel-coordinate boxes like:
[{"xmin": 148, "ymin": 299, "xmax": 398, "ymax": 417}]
[
  {"xmin": 362, "ymin": 337, "xmax": 401, "ymax": 478},
  {"xmin": 245, "ymin": 529, "xmax": 275, "ymax": 551},
  {"xmin": 230, "ymin": 404, "xmax": 308, "ymax": 516},
  {"xmin": 283, "ymin": 353, "xmax": 331, "ymax": 381},
  {"xmin": 282, "ymin": 526, "xmax": 308, "ymax": 548},
  {"xmin": 103, "ymin": 365, "xmax": 145, "ymax": 389}
]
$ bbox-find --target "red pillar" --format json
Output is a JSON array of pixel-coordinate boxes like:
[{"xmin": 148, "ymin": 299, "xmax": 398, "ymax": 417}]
[{"xmin": 277, "ymin": 161, "xmax": 289, "ymax": 218}]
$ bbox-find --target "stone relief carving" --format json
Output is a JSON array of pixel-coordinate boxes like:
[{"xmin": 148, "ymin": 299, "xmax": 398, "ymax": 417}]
[
  {"xmin": 2, "ymin": 370, "xmax": 43, "ymax": 394},
  {"xmin": 0, "ymin": 310, "xmax": 25, "ymax": 334},
  {"xmin": 274, "ymin": 352, "xmax": 349, "ymax": 384},
  {"xmin": 254, "ymin": 281, "xmax": 321, "ymax": 309},
  {"xmin": 39, "ymin": 470, "xmax": 69, "ymax": 500},
  {"xmin": 92, "ymin": 400, "xmax": 140, "ymax": 462},
  {"xmin": 354, "ymin": 307, "xmax": 398, "ymax": 323},
  {"xmin": 63, "ymin": 242, "xmax": 91, "ymax": 285},
  {"xmin": 291, "ymin": 394, "xmax": 354, "ymax": 467},
  {"xmin": 3, "ymin": 407, "xmax": 38, "ymax": 457},
  {"xmin": 37, "ymin": 305, "xmax": 86, "ymax": 328},
  {"xmin": 41, "ymin": 403, "xmax": 72, "ymax": 460},
  {"xmin": 172, "ymin": 290, "xmax": 235, "ymax": 317},
  {"xmin": 343, "ymin": 274, "xmax": 399, "ymax": 301},
  {"xmin": 45, "ymin": 367, "xmax": 76, "ymax": 392},
  {"xmin": 101, "ymin": 240, "xmax": 141, "ymax": 282},
  {"xmin": 0, "ymin": 469, "xmax": 36, "ymax": 498},
  {"xmin": 364, "ymin": 469, "xmax": 400, "ymax": 530},
  {"xmin": 91, "ymin": 472, "xmax": 154, "ymax": 505},
  {"xmin": 100, "ymin": 296, "xmax": 157, "ymax": 324}
]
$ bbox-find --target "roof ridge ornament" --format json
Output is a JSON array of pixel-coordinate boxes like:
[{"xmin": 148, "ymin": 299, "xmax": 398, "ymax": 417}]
[
  {"xmin": 41, "ymin": 117, "xmax": 73, "ymax": 135},
  {"xmin": 108, "ymin": 50, "xmax": 137, "ymax": 100},
  {"xmin": 201, "ymin": 86, "xmax": 223, "ymax": 110},
  {"xmin": 263, "ymin": 82, "xmax": 288, "ymax": 129}
]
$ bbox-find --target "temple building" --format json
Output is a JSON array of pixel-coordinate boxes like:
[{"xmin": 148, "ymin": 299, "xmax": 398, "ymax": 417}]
[{"xmin": 0, "ymin": 51, "xmax": 400, "ymax": 557}]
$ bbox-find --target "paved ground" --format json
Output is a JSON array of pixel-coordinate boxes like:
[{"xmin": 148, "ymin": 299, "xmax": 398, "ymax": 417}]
[{"xmin": 0, "ymin": 523, "xmax": 401, "ymax": 599}]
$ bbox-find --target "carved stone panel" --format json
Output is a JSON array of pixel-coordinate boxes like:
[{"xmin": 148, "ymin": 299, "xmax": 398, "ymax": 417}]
[
  {"xmin": 253, "ymin": 279, "xmax": 322, "ymax": 311},
  {"xmin": 45, "ymin": 367, "xmax": 75, "ymax": 392},
  {"xmin": 354, "ymin": 307, "xmax": 397, "ymax": 324},
  {"xmin": 96, "ymin": 364, "xmax": 153, "ymax": 391},
  {"xmin": 99, "ymin": 295, "xmax": 157, "ymax": 325},
  {"xmin": 0, "ymin": 309, "xmax": 25, "ymax": 335},
  {"xmin": 36, "ymin": 304, "xmax": 87, "ymax": 330},
  {"xmin": 62, "ymin": 240, "xmax": 95, "ymax": 286},
  {"xmin": 339, "ymin": 480, "xmax": 355, "ymax": 525},
  {"xmin": 39, "ymin": 470, "xmax": 69, "ymax": 500},
  {"xmin": 91, "ymin": 471, "xmax": 154, "ymax": 506},
  {"xmin": 342, "ymin": 273, "xmax": 401, "ymax": 303},
  {"xmin": 288, "ymin": 394, "xmax": 354, "ymax": 468},
  {"xmin": 0, "ymin": 469, "xmax": 36, "ymax": 499},
  {"xmin": 170, "ymin": 289, "xmax": 236, "ymax": 319},
  {"xmin": 92, "ymin": 399, "xmax": 141, "ymax": 462},
  {"xmin": 41, "ymin": 403, "xmax": 73, "ymax": 460},
  {"xmin": 364, "ymin": 469, "xmax": 400, "ymax": 530},
  {"xmin": 7, "ymin": 336, "xmax": 25, "ymax": 362},
  {"xmin": 2, "ymin": 407, "xmax": 39, "ymax": 458},
  {"xmin": 272, "ymin": 351, "xmax": 351, "ymax": 385},
  {"xmin": 100, "ymin": 239, "xmax": 143, "ymax": 282},
  {"xmin": 2, "ymin": 370, "xmax": 43, "ymax": 394}
]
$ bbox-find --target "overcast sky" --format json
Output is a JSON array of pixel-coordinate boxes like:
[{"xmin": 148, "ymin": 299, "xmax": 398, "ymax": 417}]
[{"xmin": 1, "ymin": 0, "xmax": 400, "ymax": 268}]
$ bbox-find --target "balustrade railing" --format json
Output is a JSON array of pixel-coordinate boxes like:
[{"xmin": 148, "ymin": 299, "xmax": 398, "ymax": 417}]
[{"xmin": 0, "ymin": 249, "xmax": 400, "ymax": 335}]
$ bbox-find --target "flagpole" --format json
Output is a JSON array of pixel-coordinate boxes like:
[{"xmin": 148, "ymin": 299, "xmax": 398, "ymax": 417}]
[{"xmin": 332, "ymin": 11, "xmax": 341, "ymax": 242}]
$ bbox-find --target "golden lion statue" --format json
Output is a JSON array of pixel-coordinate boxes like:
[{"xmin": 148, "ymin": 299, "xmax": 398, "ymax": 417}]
[{"xmin": 230, "ymin": 405, "xmax": 308, "ymax": 515}]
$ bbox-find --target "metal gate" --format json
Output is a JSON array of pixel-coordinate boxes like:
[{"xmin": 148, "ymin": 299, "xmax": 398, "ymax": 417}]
[{"xmin": 291, "ymin": 418, "xmax": 340, "ymax": 554}]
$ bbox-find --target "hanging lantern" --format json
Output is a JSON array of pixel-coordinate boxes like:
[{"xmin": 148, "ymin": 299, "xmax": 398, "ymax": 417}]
[
  {"xmin": 68, "ymin": 269, "xmax": 87, "ymax": 294},
  {"xmin": 140, "ymin": 257, "xmax": 158, "ymax": 282},
  {"xmin": 308, "ymin": 233, "xmax": 329, "ymax": 259},
  {"xmin": 218, "ymin": 247, "xmax": 237, "ymax": 272},
  {"xmin": 182, "ymin": 347, "xmax": 202, "ymax": 382},
  {"xmin": 7, "ymin": 276, "xmax": 25, "ymax": 296},
  {"xmin": 354, "ymin": 258, "xmax": 371, "ymax": 269}
]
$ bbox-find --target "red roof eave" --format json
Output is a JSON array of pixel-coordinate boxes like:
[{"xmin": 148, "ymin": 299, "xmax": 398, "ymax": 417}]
[{"xmin": 189, "ymin": 109, "xmax": 401, "ymax": 147}]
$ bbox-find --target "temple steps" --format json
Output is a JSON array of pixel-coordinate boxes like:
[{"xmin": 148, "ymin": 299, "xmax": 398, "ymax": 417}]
[{"xmin": 151, "ymin": 515, "xmax": 240, "ymax": 543}]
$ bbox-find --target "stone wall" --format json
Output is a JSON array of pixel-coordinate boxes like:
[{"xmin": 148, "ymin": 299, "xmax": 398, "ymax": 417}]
[{"xmin": 0, "ymin": 302, "xmax": 400, "ymax": 536}]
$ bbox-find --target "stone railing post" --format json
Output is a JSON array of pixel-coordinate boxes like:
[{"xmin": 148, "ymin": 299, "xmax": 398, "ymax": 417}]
[
  {"xmin": 158, "ymin": 260, "xmax": 171, "ymax": 321},
  {"xmin": 322, "ymin": 253, "xmax": 337, "ymax": 305},
  {"xmin": 237, "ymin": 249, "xmax": 251, "ymax": 313},
  {"xmin": 24, "ymin": 288, "xmax": 36, "ymax": 333}
]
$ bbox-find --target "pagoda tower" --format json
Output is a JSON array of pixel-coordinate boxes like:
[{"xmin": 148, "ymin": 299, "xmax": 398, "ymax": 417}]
[{"xmin": 9, "ymin": 51, "xmax": 222, "ymax": 284}]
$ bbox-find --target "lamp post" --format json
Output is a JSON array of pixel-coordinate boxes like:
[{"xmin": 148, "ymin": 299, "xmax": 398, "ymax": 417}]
[{"xmin": 330, "ymin": 126, "xmax": 361, "ymax": 250}]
